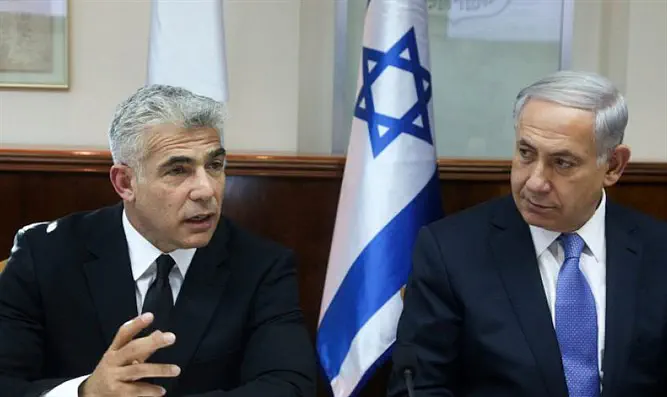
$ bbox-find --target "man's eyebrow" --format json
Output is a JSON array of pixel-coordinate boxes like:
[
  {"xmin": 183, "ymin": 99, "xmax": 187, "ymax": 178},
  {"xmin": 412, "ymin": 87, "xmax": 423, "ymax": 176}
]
[
  {"xmin": 549, "ymin": 150, "xmax": 578, "ymax": 158},
  {"xmin": 518, "ymin": 138, "xmax": 535, "ymax": 149},
  {"xmin": 207, "ymin": 148, "xmax": 226, "ymax": 159},
  {"xmin": 159, "ymin": 156, "xmax": 194, "ymax": 169},
  {"xmin": 518, "ymin": 139, "xmax": 579, "ymax": 159},
  {"xmin": 158, "ymin": 148, "xmax": 225, "ymax": 170}
]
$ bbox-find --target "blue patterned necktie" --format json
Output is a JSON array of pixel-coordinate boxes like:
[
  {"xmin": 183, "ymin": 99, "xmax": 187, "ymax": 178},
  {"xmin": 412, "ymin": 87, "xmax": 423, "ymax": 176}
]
[{"xmin": 555, "ymin": 233, "xmax": 600, "ymax": 397}]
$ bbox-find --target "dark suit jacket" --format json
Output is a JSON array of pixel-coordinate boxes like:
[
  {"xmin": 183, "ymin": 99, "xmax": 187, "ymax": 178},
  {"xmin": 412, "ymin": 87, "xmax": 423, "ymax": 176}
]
[
  {"xmin": 388, "ymin": 195, "xmax": 667, "ymax": 397},
  {"xmin": 0, "ymin": 204, "xmax": 316, "ymax": 397}
]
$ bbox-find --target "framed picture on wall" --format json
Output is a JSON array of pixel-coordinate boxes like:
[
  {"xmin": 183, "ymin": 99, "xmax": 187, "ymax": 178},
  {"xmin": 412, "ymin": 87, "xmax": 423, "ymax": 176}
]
[{"xmin": 0, "ymin": 0, "xmax": 69, "ymax": 89}]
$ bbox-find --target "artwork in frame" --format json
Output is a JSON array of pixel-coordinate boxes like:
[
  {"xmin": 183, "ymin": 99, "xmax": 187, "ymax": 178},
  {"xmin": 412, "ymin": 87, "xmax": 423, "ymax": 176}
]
[{"xmin": 0, "ymin": 0, "xmax": 69, "ymax": 89}]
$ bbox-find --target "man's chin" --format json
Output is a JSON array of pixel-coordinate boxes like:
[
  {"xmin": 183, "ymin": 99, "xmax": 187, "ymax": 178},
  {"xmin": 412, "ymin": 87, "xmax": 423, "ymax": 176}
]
[
  {"xmin": 520, "ymin": 210, "xmax": 554, "ymax": 229},
  {"xmin": 520, "ymin": 210, "xmax": 575, "ymax": 233},
  {"xmin": 178, "ymin": 233, "xmax": 215, "ymax": 249}
]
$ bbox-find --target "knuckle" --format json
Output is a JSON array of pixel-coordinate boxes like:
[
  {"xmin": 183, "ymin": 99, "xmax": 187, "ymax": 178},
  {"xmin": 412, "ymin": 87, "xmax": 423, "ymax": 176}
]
[
  {"xmin": 108, "ymin": 367, "xmax": 122, "ymax": 383},
  {"xmin": 125, "ymin": 343, "xmax": 140, "ymax": 357},
  {"xmin": 145, "ymin": 364, "xmax": 161, "ymax": 378},
  {"xmin": 138, "ymin": 364, "xmax": 152, "ymax": 377},
  {"xmin": 102, "ymin": 350, "xmax": 116, "ymax": 362},
  {"xmin": 151, "ymin": 331, "xmax": 163, "ymax": 344},
  {"xmin": 123, "ymin": 345, "xmax": 137, "ymax": 358}
]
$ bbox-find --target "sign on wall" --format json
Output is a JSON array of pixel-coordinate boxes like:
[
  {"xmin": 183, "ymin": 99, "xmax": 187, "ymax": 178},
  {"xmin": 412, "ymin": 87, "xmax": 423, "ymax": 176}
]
[
  {"xmin": 0, "ymin": 0, "xmax": 69, "ymax": 89},
  {"xmin": 428, "ymin": 0, "xmax": 563, "ymax": 42}
]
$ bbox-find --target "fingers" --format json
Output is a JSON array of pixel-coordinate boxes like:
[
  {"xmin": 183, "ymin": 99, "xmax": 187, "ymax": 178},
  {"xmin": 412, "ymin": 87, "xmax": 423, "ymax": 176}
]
[
  {"xmin": 109, "ymin": 312, "xmax": 154, "ymax": 351},
  {"xmin": 90, "ymin": 315, "xmax": 180, "ymax": 397},
  {"xmin": 112, "ymin": 330, "xmax": 176, "ymax": 366},
  {"xmin": 118, "ymin": 363, "xmax": 181, "ymax": 382},
  {"xmin": 125, "ymin": 381, "xmax": 168, "ymax": 397}
]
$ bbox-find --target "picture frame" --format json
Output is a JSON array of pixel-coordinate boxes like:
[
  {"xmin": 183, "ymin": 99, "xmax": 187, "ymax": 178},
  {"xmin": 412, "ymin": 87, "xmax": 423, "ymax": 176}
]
[{"xmin": 0, "ymin": 0, "xmax": 69, "ymax": 89}]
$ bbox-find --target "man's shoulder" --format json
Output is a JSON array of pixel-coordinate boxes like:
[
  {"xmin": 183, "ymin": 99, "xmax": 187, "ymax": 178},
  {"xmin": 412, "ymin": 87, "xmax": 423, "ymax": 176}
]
[
  {"xmin": 426, "ymin": 194, "xmax": 513, "ymax": 236},
  {"xmin": 607, "ymin": 200, "xmax": 667, "ymax": 239},
  {"xmin": 15, "ymin": 204, "xmax": 121, "ymax": 246}
]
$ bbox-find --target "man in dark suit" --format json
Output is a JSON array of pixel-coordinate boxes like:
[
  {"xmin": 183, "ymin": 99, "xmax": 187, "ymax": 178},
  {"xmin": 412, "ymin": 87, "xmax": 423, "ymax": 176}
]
[
  {"xmin": 0, "ymin": 85, "xmax": 316, "ymax": 397},
  {"xmin": 388, "ymin": 71, "xmax": 667, "ymax": 396}
]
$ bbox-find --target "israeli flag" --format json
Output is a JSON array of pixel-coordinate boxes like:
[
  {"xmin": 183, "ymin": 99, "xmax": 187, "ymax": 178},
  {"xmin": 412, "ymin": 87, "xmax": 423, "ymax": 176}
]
[{"xmin": 317, "ymin": 1, "xmax": 443, "ymax": 396}]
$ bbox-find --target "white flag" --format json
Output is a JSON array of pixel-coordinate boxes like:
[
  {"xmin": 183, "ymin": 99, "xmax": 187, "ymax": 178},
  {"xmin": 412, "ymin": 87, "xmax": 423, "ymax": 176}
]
[{"xmin": 147, "ymin": 0, "xmax": 228, "ymax": 102}]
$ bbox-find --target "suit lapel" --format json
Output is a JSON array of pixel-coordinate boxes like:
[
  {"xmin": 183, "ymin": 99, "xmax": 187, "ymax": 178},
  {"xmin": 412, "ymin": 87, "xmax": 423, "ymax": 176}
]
[
  {"xmin": 600, "ymin": 203, "xmax": 641, "ymax": 397},
  {"xmin": 150, "ymin": 220, "xmax": 232, "ymax": 391},
  {"xmin": 82, "ymin": 204, "xmax": 138, "ymax": 345},
  {"xmin": 490, "ymin": 198, "xmax": 568, "ymax": 397}
]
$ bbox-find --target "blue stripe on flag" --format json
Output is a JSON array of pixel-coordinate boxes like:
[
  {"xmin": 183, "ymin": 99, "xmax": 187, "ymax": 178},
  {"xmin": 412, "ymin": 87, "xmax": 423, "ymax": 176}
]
[{"xmin": 317, "ymin": 170, "xmax": 442, "ymax": 380}]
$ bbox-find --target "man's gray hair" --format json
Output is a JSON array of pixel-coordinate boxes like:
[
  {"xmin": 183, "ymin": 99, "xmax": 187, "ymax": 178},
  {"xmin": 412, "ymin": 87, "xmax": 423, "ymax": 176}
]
[
  {"xmin": 108, "ymin": 84, "xmax": 226, "ymax": 168},
  {"xmin": 513, "ymin": 70, "xmax": 628, "ymax": 163}
]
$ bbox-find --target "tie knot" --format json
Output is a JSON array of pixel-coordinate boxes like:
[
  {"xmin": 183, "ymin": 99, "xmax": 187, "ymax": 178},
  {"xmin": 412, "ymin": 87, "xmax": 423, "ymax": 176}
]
[
  {"xmin": 559, "ymin": 233, "xmax": 585, "ymax": 260},
  {"xmin": 156, "ymin": 254, "xmax": 176, "ymax": 280}
]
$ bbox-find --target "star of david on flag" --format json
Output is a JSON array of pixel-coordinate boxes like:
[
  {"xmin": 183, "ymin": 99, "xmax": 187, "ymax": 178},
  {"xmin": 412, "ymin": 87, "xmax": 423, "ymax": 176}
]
[
  {"xmin": 355, "ymin": 27, "xmax": 433, "ymax": 157},
  {"xmin": 317, "ymin": 1, "xmax": 443, "ymax": 396}
]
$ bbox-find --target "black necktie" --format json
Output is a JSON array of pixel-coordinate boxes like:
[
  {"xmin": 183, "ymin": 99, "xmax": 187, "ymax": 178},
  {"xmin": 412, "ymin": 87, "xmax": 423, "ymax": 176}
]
[{"xmin": 142, "ymin": 254, "xmax": 176, "ymax": 333}]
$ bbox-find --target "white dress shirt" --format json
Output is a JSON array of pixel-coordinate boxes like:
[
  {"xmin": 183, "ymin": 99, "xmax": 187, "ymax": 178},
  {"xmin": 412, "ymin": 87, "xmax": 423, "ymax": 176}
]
[
  {"xmin": 45, "ymin": 210, "xmax": 196, "ymax": 396},
  {"xmin": 529, "ymin": 190, "xmax": 607, "ymax": 382}
]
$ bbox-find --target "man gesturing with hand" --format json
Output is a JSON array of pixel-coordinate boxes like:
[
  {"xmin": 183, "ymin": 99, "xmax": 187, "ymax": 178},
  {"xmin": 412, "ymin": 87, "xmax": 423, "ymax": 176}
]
[
  {"xmin": 0, "ymin": 86, "xmax": 316, "ymax": 397},
  {"xmin": 80, "ymin": 313, "xmax": 179, "ymax": 397}
]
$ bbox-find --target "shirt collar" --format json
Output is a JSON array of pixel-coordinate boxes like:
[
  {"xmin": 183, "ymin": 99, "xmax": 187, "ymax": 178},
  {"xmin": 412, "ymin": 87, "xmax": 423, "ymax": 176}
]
[
  {"xmin": 529, "ymin": 190, "xmax": 606, "ymax": 262},
  {"xmin": 122, "ymin": 210, "xmax": 196, "ymax": 281}
]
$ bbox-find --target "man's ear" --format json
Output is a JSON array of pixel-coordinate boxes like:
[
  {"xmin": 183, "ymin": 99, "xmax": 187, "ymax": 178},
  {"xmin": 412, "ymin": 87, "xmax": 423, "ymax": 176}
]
[
  {"xmin": 110, "ymin": 164, "xmax": 137, "ymax": 202},
  {"xmin": 603, "ymin": 144, "xmax": 631, "ymax": 187}
]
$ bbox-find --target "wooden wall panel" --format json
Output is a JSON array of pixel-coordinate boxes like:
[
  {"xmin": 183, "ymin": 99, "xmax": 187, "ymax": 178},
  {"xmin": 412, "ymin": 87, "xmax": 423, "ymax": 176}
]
[{"xmin": 2, "ymin": 149, "xmax": 667, "ymax": 397}]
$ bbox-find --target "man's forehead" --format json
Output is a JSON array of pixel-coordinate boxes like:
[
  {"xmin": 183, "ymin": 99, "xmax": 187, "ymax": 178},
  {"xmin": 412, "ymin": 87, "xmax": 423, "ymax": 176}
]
[
  {"xmin": 144, "ymin": 127, "xmax": 224, "ymax": 162},
  {"xmin": 520, "ymin": 100, "xmax": 595, "ymax": 133},
  {"xmin": 517, "ymin": 132, "xmax": 599, "ymax": 161}
]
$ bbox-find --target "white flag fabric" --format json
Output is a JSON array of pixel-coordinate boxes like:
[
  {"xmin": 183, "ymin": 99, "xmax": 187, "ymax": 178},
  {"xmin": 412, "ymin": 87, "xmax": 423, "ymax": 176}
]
[
  {"xmin": 147, "ymin": 0, "xmax": 228, "ymax": 102},
  {"xmin": 316, "ymin": 1, "xmax": 443, "ymax": 396}
]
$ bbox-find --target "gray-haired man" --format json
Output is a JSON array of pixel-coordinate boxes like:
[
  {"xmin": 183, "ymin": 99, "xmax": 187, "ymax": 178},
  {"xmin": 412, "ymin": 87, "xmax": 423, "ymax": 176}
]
[
  {"xmin": 0, "ymin": 85, "xmax": 316, "ymax": 397},
  {"xmin": 389, "ymin": 71, "xmax": 667, "ymax": 396}
]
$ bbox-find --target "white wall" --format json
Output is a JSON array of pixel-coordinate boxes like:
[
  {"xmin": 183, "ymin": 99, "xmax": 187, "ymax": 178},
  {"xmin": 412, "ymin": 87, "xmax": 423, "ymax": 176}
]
[
  {"xmin": 223, "ymin": 0, "xmax": 300, "ymax": 153},
  {"xmin": 571, "ymin": 0, "xmax": 667, "ymax": 161},
  {"xmin": 623, "ymin": 0, "xmax": 667, "ymax": 161},
  {"xmin": 0, "ymin": 0, "xmax": 151, "ymax": 149},
  {"xmin": 297, "ymin": 0, "xmax": 335, "ymax": 154},
  {"xmin": 0, "ymin": 0, "xmax": 665, "ymax": 161}
]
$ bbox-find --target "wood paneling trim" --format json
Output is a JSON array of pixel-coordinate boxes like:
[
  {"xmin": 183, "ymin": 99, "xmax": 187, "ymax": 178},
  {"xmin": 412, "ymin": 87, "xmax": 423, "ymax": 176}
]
[
  {"xmin": 437, "ymin": 159, "xmax": 667, "ymax": 182},
  {"xmin": 0, "ymin": 149, "xmax": 112, "ymax": 173},
  {"xmin": 228, "ymin": 154, "xmax": 344, "ymax": 178},
  {"xmin": 1, "ymin": 149, "xmax": 667, "ymax": 182},
  {"xmin": 0, "ymin": 149, "xmax": 346, "ymax": 177}
]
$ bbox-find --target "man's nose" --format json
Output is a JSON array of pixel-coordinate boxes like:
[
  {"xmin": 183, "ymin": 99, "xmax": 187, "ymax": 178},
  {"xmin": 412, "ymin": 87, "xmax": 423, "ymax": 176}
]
[
  {"xmin": 525, "ymin": 163, "xmax": 551, "ymax": 193},
  {"xmin": 190, "ymin": 168, "xmax": 215, "ymax": 201}
]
